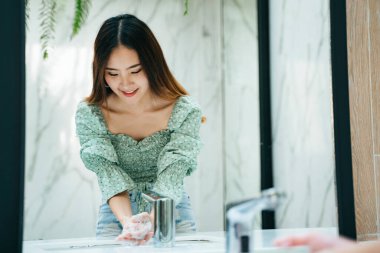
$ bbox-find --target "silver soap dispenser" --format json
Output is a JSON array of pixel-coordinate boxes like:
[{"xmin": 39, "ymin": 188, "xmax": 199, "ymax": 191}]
[{"xmin": 141, "ymin": 191, "xmax": 175, "ymax": 248}]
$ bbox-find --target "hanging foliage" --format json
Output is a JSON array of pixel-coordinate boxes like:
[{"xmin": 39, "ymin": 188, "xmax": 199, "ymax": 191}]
[
  {"xmin": 183, "ymin": 0, "xmax": 189, "ymax": 16},
  {"xmin": 26, "ymin": 0, "xmax": 189, "ymax": 60},
  {"xmin": 71, "ymin": 0, "xmax": 92, "ymax": 39},
  {"xmin": 25, "ymin": 0, "xmax": 30, "ymax": 30},
  {"xmin": 39, "ymin": 0, "xmax": 57, "ymax": 59}
]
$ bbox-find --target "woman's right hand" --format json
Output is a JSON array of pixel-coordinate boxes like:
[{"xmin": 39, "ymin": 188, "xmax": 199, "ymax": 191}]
[{"xmin": 116, "ymin": 212, "xmax": 154, "ymax": 245}]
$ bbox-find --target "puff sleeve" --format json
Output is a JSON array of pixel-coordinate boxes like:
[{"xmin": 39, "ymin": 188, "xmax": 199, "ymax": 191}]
[
  {"xmin": 152, "ymin": 104, "xmax": 202, "ymax": 204},
  {"xmin": 75, "ymin": 102, "xmax": 136, "ymax": 203}
]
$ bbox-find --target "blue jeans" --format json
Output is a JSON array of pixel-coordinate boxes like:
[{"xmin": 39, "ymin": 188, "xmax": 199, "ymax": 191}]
[{"xmin": 95, "ymin": 191, "xmax": 197, "ymax": 238}]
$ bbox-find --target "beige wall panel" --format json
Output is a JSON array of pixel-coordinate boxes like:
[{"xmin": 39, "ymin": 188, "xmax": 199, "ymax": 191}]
[
  {"xmin": 369, "ymin": 0, "xmax": 380, "ymax": 155},
  {"xmin": 347, "ymin": 0, "xmax": 377, "ymax": 239},
  {"xmin": 376, "ymin": 156, "xmax": 380, "ymax": 235}
]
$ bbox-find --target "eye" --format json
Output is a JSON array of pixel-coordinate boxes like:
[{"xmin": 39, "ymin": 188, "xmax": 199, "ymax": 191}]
[
  {"xmin": 107, "ymin": 72, "xmax": 118, "ymax": 77},
  {"xmin": 131, "ymin": 68, "xmax": 142, "ymax": 74}
]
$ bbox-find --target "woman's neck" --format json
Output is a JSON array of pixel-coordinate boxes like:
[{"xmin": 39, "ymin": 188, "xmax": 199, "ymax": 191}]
[{"xmin": 105, "ymin": 92, "xmax": 167, "ymax": 115}]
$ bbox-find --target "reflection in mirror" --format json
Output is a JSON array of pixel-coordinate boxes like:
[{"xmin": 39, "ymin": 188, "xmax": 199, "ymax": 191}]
[
  {"xmin": 269, "ymin": 0, "xmax": 338, "ymax": 228},
  {"xmin": 24, "ymin": 0, "xmax": 261, "ymax": 240}
]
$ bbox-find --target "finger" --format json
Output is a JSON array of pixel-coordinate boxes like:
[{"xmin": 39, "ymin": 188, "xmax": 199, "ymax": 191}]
[
  {"xmin": 137, "ymin": 239, "xmax": 147, "ymax": 245},
  {"xmin": 116, "ymin": 235, "xmax": 133, "ymax": 241},
  {"xmin": 273, "ymin": 235, "xmax": 309, "ymax": 247},
  {"xmin": 116, "ymin": 232, "xmax": 134, "ymax": 241},
  {"xmin": 144, "ymin": 231, "xmax": 154, "ymax": 241},
  {"xmin": 130, "ymin": 231, "xmax": 144, "ymax": 239}
]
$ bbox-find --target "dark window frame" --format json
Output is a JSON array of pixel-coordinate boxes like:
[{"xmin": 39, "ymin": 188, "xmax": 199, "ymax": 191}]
[
  {"xmin": 330, "ymin": 0, "xmax": 357, "ymax": 239},
  {"xmin": 1, "ymin": 0, "xmax": 26, "ymax": 252},
  {"xmin": 257, "ymin": 0, "xmax": 275, "ymax": 229}
]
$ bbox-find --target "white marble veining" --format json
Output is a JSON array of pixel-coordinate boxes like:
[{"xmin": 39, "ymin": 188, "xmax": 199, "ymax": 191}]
[
  {"xmin": 223, "ymin": 0, "xmax": 261, "ymax": 209},
  {"xmin": 25, "ymin": 0, "xmax": 336, "ymax": 241},
  {"xmin": 25, "ymin": 0, "xmax": 261, "ymax": 240},
  {"xmin": 269, "ymin": 0, "xmax": 337, "ymax": 228}
]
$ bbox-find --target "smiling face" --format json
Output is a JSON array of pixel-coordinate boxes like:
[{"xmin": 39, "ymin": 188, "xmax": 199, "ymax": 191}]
[{"xmin": 104, "ymin": 45, "xmax": 151, "ymax": 106}]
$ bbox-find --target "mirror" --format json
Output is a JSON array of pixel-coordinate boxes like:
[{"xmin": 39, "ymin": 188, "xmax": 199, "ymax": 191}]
[
  {"xmin": 23, "ymin": 0, "xmax": 340, "ymax": 242},
  {"xmin": 24, "ymin": 0, "xmax": 261, "ymax": 240},
  {"xmin": 268, "ymin": 0, "xmax": 338, "ymax": 228}
]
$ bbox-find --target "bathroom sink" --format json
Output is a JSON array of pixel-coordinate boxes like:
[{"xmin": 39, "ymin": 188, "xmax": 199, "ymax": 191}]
[
  {"xmin": 24, "ymin": 237, "xmax": 309, "ymax": 253},
  {"xmin": 174, "ymin": 234, "xmax": 308, "ymax": 253},
  {"xmin": 23, "ymin": 229, "xmax": 321, "ymax": 253}
]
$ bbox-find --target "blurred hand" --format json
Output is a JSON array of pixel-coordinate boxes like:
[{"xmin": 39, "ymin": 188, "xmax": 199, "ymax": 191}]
[
  {"xmin": 116, "ymin": 212, "xmax": 154, "ymax": 245},
  {"xmin": 273, "ymin": 233, "xmax": 355, "ymax": 253}
]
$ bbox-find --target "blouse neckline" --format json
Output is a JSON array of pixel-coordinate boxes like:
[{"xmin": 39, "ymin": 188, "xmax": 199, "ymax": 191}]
[{"xmin": 92, "ymin": 96, "xmax": 184, "ymax": 144}]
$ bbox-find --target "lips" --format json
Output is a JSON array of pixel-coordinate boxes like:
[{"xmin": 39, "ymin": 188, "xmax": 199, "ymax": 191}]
[{"xmin": 121, "ymin": 88, "xmax": 138, "ymax": 97}]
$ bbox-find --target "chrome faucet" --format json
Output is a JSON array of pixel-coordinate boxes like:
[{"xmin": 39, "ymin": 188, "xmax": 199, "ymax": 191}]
[
  {"xmin": 226, "ymin": 188, "xmax": 286, "ymax": 253},
  {"xmin": 141, "ymin": 191, "xmax": 175, "ymax": 248}
]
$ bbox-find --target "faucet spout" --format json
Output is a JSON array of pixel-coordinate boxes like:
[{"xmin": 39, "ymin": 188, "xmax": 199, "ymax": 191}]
[{"xmin": 226, "ymin": 188, "xmax": 286, "ymax": 253}]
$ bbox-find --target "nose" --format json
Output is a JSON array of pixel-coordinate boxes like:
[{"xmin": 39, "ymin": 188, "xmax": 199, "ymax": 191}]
[{"xmin": 120, "ymin": 73, "xmax": 133, "ymax": 88}]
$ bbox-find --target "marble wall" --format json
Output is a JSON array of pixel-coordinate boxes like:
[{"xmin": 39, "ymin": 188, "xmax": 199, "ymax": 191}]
[
  {"xmin": 223, "ymin": 0, "xmax": 261, "ymax": 206},
  {"xmin": 24, "ymin": 0, "xmax": 261, "ymax": 240},
  {"xmin": 269, "ymin": 0, "xmax": 338, "ymax": 228}
]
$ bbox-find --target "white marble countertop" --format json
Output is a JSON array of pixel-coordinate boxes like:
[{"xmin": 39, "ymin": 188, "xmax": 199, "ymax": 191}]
[{"xmin": 23, "ymin": 227, "xmax": 337, "ymax": 253}]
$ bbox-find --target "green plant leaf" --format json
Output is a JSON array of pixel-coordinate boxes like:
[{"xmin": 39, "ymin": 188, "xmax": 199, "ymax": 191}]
[
  {"xmin": 183, "ymin": 0, "xmax": 189, "ymax": 16},
  {"xmin": 39, "ymin": 0, "xmax": 57, "ymax": 59},
  {"xmin": 71, "ymin": 0, "xmax": 92, "ymax": 39},
  {"xmin": 25, "ymin": 0, "xmax": 30, "ymax": 31}
]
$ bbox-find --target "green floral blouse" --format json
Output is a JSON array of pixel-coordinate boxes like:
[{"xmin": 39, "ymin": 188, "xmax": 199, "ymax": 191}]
[{"xmin": 75, "ymin": 96, "xmax": 202, "ymax": 212}]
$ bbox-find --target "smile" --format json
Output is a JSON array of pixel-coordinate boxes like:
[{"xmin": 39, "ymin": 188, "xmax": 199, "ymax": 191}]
[{"xmin": 121, "ymin": 88, "xmax": 138, "ymax": 97}]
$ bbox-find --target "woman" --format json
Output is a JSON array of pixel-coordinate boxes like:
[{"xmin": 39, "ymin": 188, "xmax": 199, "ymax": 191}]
[{"xmin": 75, "ymin": 14, "xmax": 203, "ymax": 243}]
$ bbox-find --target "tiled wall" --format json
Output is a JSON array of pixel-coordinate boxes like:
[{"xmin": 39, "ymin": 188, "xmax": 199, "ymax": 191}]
[
  {"xmin": 347, "ymin": 0, "xmax": 380, "ymax": 241},
  {"xmin": 269, "ymin": 0, "xmax": 338, "ymax": 228},
  {"xmin": 24, "ymin": 0, "xmax": 261, "ymax": 240}
]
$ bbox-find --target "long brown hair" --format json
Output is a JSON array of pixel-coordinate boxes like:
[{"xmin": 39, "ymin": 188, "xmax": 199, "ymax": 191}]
[{"xmin": 86, "ymin": 14, "xmax": 188, "ymax": 105}]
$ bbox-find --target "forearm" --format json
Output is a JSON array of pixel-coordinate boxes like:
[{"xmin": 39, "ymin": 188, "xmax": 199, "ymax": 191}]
[{"xmin": 108, "ymin": 191, "xmax": 133, "ymax": 223}]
